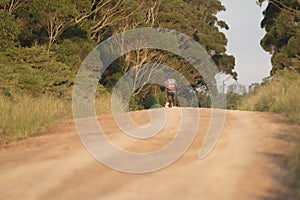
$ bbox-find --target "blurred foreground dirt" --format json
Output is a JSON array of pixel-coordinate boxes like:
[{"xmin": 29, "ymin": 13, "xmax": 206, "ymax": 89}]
[{"xmin": 0, "ymin": 108, "xmax": 297, "ymax": 200}]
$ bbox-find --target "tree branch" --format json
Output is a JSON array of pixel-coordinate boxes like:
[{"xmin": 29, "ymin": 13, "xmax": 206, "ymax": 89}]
[{"xmin": 269, "ymin": 0, "xmax": 298, "ymax": 16}]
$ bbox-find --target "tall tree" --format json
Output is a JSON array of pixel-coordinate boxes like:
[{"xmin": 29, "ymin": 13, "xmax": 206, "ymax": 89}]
[
  {"xmin": 98, "ymin": 0, "xmax": 237, "ymax": 101},
  {"xmin": 155, "ymin": 0, "xmax": 236, "ymax": 79},
  {"xmin": 258, "ymin": 0, "xmax": 300, "ymax": 74},
  {"xmin": 0, "ymin": 0, "xmax": 236, "ymax": 100},
  {"xmin": 0, "ymin": 0, "xmax": 28, "ymax": 13},
  {"xmin": 30, "ymin": 0, "xmax": 79, "ymax": 52},
  {"xmin": 73, "ymin": 0, "xmax": 140, "ymax": 42},
  {"xmin": 0, "ymin": 9, "xmax": 20, "ymax": 50}
]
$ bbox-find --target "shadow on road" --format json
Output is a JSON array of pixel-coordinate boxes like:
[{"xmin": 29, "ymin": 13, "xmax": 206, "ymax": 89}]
[{"xmin": 256, "ymin": 123, "xmax": 300, "ymax": 200}]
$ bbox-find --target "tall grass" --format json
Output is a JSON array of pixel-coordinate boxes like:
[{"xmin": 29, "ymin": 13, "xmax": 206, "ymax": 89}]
[
  {"xmin": 238, "ymin": 71, "xmax": 300, "ymax": 124},
  {"xmin": 0, "ymin": 90, "xmax": 112, "ymax": 144},
  {"xmin": 95, "ymin": 91, "xmax": 111, "ymax": 115},
  {"xmin": 0, "ymin": 93, "xmax": 71, "ymax": 144}
]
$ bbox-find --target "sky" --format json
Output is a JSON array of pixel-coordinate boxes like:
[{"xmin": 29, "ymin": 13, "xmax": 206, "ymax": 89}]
[{"xmin": 217, "ymin": 0, "xmax": 272, "ymax": 87}]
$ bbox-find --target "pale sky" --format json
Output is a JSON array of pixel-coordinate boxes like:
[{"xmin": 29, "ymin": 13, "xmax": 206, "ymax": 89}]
[{"xmin": 217, "ymin": 0, "xmax": 272, "ymax": 86}]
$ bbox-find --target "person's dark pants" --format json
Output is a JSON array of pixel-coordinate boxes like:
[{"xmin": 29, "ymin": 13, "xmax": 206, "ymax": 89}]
[{"xmin": 167, "ymin": 92, "xmax": 176, "ymax": 107}]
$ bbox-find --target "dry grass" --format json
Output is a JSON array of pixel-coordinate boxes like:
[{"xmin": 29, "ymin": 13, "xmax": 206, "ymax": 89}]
[
  {"xmin": 0, "ymin": 93, "xmax": 71, "ymax": 144},
  {"xmin": 0, "ymin": 90, "xmax": 111, "ymax": 144},
  {"xmin": 95, "ymin": 92, "xmax": 111, "ymax": 115},
  {"xmin": 238, "ymin": 72, "xmax": 300, "ymax": 124}
]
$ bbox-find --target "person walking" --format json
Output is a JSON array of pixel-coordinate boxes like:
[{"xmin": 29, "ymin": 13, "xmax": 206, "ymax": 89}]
[{"xmin": 164, "ymin": 74, "xmax": 177, "ymax": 108}]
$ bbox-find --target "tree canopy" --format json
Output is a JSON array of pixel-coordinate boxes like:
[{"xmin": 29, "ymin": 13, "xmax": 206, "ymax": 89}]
[
  {"xmin": 0, "ymin": 0, "xmax": 236, "ymax": 102},
  {"xmin": 258, "ymin": 0, "xmax": 300, "ymax": 74}
]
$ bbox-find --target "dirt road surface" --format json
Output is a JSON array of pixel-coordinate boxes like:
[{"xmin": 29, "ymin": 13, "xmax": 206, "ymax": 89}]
[{"xmin": 0, "ymin": 108, "xmax": 297, "ymax": 200}]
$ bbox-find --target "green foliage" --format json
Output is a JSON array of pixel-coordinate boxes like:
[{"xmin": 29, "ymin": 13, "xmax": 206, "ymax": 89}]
[
  {"xmin": 72, "ymin": 0, "xmax": 92, "ymax": 12},
  {"xmin": 226, "ymin": 93, "xmax": 242, "ymax": 110},
  {"xmin": 213, "ymin": 54, "xmax": 237, "ymax": 79},
  {"xmin": 30, "ymin": 0, "xmax": 79, "ymax": 51},
  {"xmin": 0, "ymin": 0, "xmax": 236, "ymax": 142},
  {"xmin": 259, "ymin": 0, "xmax": 300, "ymax": 74},
  {"xmin": 142, "ymin": 93, "xmax": 160, "ymax": 109},
  {"xmin": 0, "ymin": 0, "xmax": 11, "ymax": 6},
  {"xmin": 155, "ymin": 0, "xmax": 235, "ymax": 78},
  {"xmin": 54, "ymin": 37, "xmax": 96, "ymax": 71},
  {"xmin": 105, "ymin": 0, "xmax": 236, "ymax": 100},
  {"xmin": 0, "ymin": 9, "xmax": 20, "ymax": 50},
  {"xmin": 0, "ymin": 47, "xmax": 74, "ymax": 97},
  {"xmin": 271, "ymin": 51, "xmax": 291, "ymax": 71},
  {"xmin": 97, "ymin": 0, "xmax": 237, "ymax": 97},
  {"xmin": 129, "ymin": 96, "xmax": 144, "ymax": 111},
  {"xmin": 287, "ymin": 34, "xmax": 300, "ymax": 57},
  {"xmin": 129, "ymin": 90, "xmax": 166, "ymax": 110},
  {"xmin": 0, "ymin": 0, "xmax": 236, "ymax": 101},
  {"xmin": 156, "ymin": 91, "xmax": 167, "ymax": 106}
]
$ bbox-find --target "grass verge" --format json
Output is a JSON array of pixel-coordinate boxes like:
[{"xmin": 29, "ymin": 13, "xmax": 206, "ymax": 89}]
[
  {"xmin": 0, "ymin": 93, "xmax": 71, "ymax": 144},
  {"xmin": 0, "ymin": 90, "xmax": 111, "ymax": 144},
  {"xmin": 238, "ymin": 71, "xmax": 300, "ymax": 124},
  {"xmin": 239, "ymin": 70, "xmax": 300, "ymax": 198}
]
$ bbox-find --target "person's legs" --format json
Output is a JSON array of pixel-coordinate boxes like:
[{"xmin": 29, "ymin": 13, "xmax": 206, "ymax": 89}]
[
  {"xmin": 171, "ymin": 93, "xmax": 175, "ymax": 107},
  {"xmin": 167, "ymin": 92, "xmax": 175, "ymax": 108},
  {"xmin": 167, "ymin": 92, "xmax": 173, "ymax": 107},
  {"xmin": 172, "ymin": 93, "xmax": 176, "ymax": 107}
]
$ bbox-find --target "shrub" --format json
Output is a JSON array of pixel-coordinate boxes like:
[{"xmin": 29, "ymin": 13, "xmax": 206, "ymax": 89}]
[
  {"xmin": 143, "ymin": 93, "xmax": 160, "ymax": 109},
  {"xmin": 0, "ymin": 47, "xmax": 74, "ymax": 97},
  {"xmin": 239, "ymin": 70, "xmax": 300, "ymax": 124}
]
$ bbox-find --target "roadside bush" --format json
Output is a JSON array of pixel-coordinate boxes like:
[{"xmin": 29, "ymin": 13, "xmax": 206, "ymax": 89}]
[
  {"xmin": 239, "ymin": 70, "xmax": 300, "ymax": 124},
  {"xmin": 143, "ymin": 93, "xmax": 160, "ymax": 109},
  {"xmin": 0, "ymin": 47, "xmax": 74, "ymax": 97},
  {"xmin": 226, "ymin": 93, "xmax": 243, "ymax": 110}
]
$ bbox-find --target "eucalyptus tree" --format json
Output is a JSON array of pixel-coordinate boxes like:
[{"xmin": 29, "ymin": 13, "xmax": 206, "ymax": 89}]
[{"xmin": 258, "ymin": 0, "xmax": 300, "ymax": 74}]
